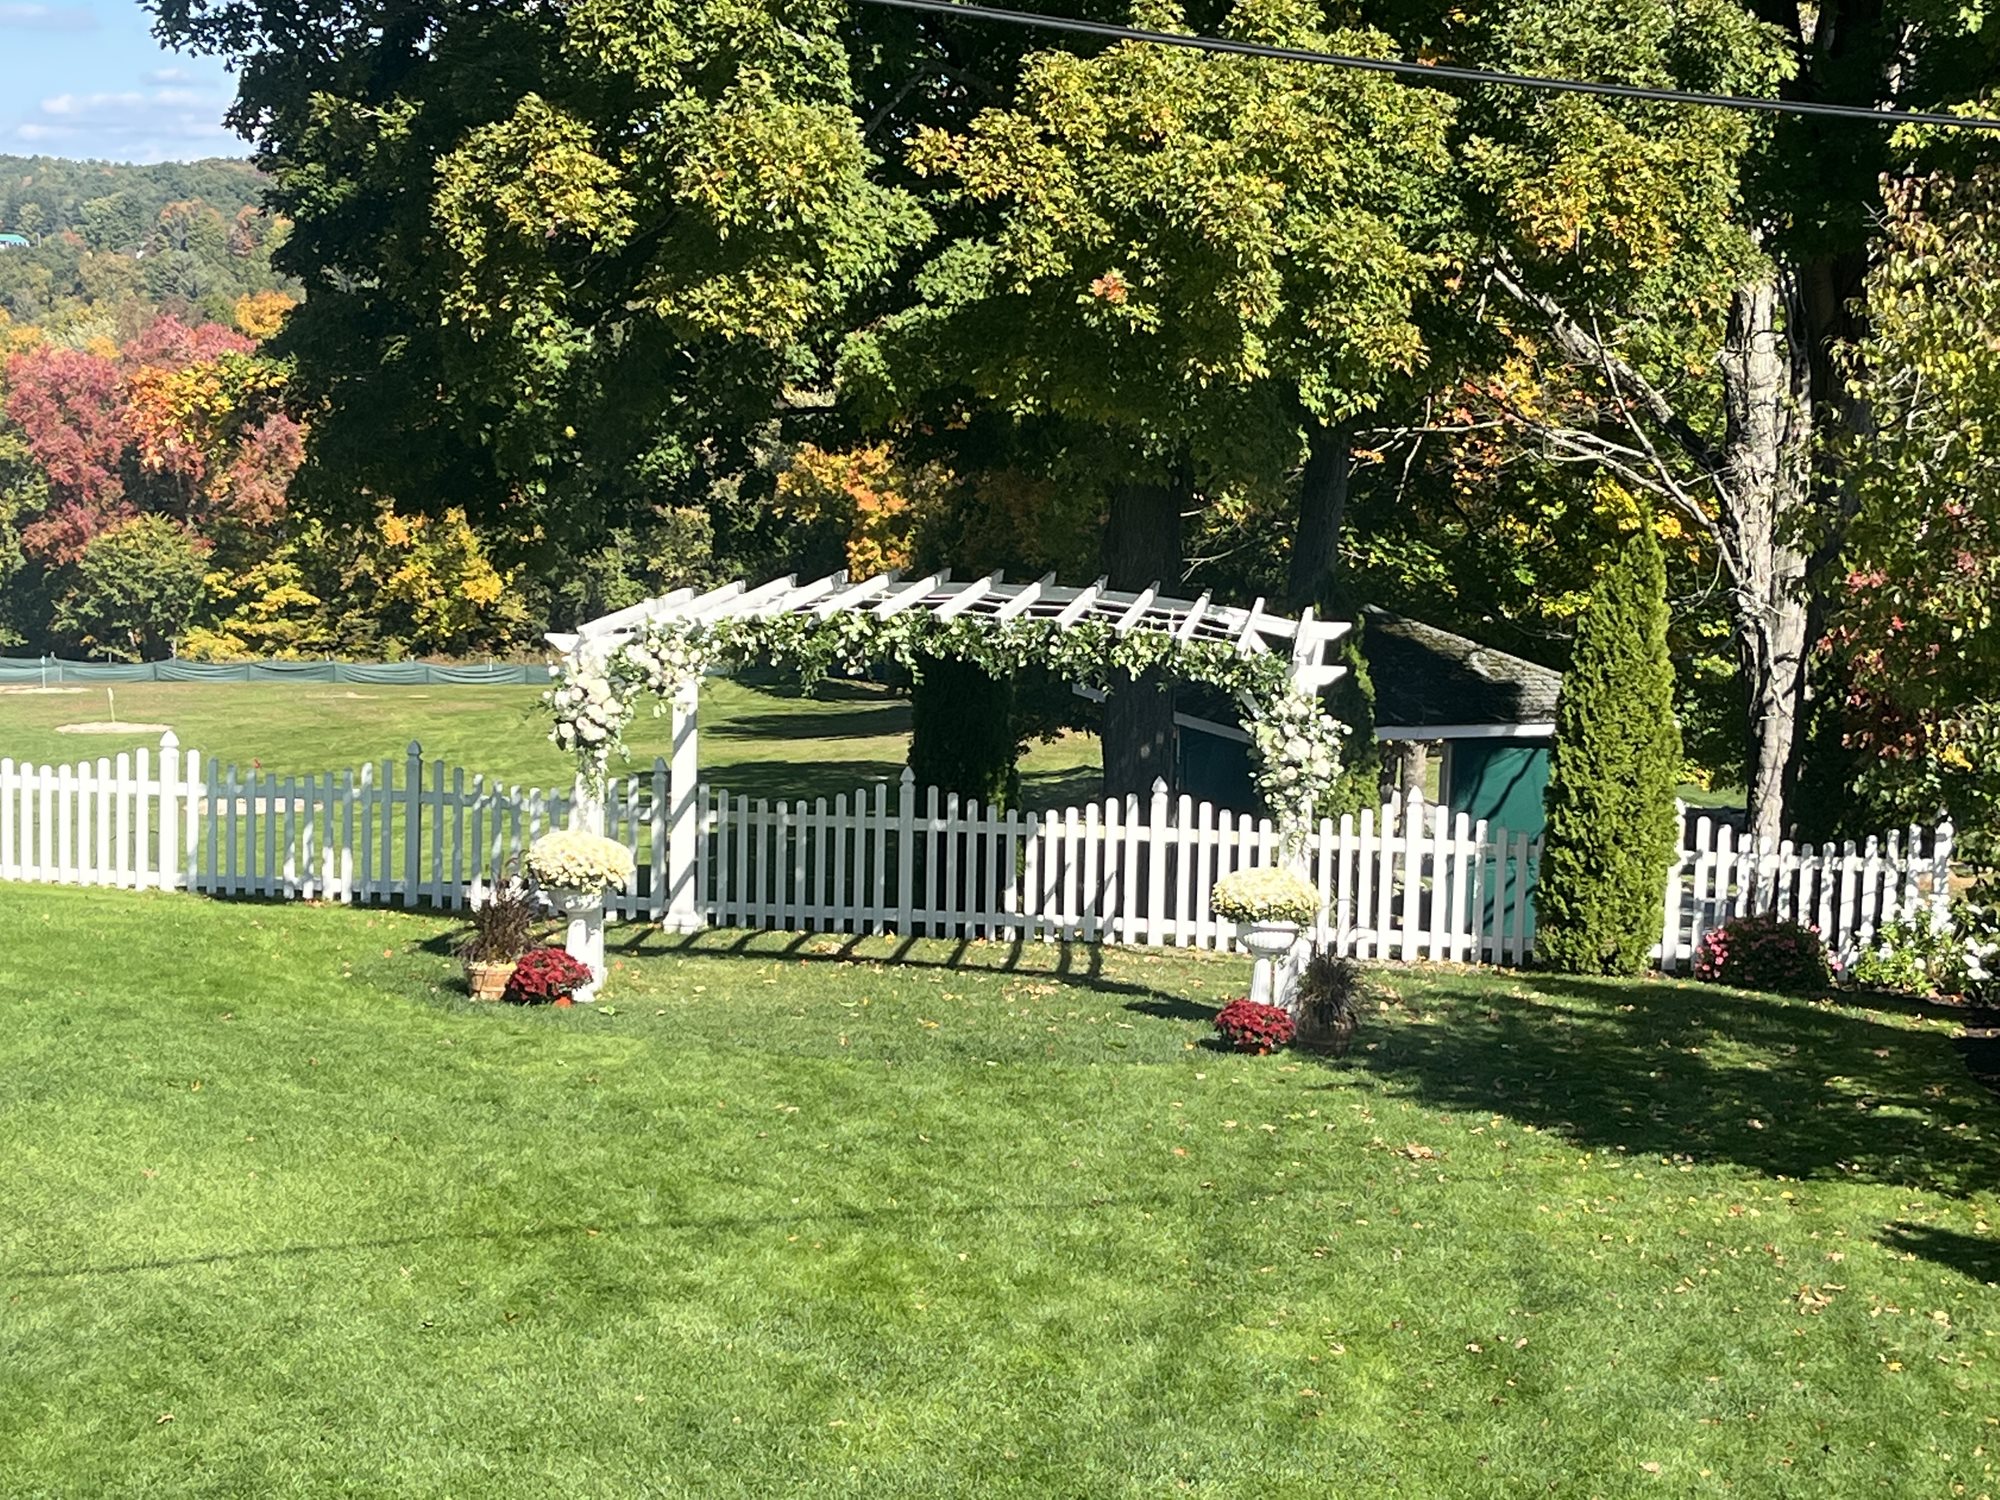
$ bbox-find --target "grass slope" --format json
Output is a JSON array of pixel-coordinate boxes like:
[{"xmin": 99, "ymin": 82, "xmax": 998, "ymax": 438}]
[
  {"xmin": 0, "ymin": 676, "xmax": 1101, "ymax": 807},
  {"xmin": 2, "ymin": 887, "xmax": 1996, "ymax": 1497}
]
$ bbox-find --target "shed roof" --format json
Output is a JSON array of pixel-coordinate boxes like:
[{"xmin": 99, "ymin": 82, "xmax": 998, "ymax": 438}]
[{"xmin": 1362, "ymin": 607, "xmax": 1561, "ymax": 735}]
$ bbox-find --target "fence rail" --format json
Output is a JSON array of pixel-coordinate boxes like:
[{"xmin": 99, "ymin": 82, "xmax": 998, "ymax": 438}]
[{"xmin": 0, "ymin": 735, "xmax": 1955, "ymax": 968}]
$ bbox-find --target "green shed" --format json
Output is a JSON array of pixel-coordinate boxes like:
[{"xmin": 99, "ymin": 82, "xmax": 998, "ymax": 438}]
[
  {"xmin": 1363, "ymin": 608, "xmax": 1562, "ymax": 841},
  {"xmin": 1174, "ymin": 608, "xmax": 1563, "ymax": 842},
  {"xmin": 1364, "ymin": 610, "xmax": 1561, "ymax": 942}
]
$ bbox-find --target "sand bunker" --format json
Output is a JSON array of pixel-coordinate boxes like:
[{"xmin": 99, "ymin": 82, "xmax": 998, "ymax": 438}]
[
  {"xmin": 0, "ymin": 686, "xmax": 84, "ymax": 695},
  {"xmin": 55, "ymin": 721, "xmax": 173, "ymax": 735}
]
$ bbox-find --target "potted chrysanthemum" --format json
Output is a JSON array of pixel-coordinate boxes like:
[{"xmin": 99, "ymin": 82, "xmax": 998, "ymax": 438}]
[
  {"xmin": 1212, "ymin": 866, "xmax": 1319, "ymax": 1008},
  {"xmin": 525, "ymin": 829, "xmax": 637, "ymax": 1000}
]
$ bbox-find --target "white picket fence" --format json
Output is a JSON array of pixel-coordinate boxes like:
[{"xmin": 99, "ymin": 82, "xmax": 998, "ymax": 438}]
[{"xmin": 0, "ymin": 735, "xmax": 1955, "ymax": 969}]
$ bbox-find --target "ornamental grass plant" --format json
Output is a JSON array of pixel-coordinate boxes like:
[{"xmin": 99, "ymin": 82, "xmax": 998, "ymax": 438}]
[{"xmin": 454, "ymin": 883, "xmax": 537, "ymax": 964}]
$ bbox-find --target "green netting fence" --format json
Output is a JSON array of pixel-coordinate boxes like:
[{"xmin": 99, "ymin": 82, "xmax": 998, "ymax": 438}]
[{"xmin": 0, "ymin": 656, "xmax": 554, "ymax": 686}]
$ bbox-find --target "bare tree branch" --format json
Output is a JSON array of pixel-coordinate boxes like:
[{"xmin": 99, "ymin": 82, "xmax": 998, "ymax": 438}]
[{"xmin": 1487, "ymin": 256, "xmax": 1724, "ymax": 477}]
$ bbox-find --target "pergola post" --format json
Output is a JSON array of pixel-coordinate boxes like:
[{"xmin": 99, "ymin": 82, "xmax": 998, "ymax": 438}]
[
  {"xmin": 662, "ymin": 677, "xmax": 703, "ymax": 932},
  {"xmin": 571, "ymin": 772, "xmax": 605, "ymax": 834}
]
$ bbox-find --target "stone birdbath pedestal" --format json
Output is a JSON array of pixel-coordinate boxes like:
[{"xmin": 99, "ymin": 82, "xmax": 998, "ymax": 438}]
[
  {"xmin": 1211, "ymin": 867, "xmax": 1320, "ymax": 1010},
  {"xmin": 525, "ymin": 829, "xmax": 637, "ymax": 1003}
]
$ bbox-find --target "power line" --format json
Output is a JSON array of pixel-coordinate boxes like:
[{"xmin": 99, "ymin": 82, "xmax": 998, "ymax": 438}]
[{"xmin": 851, "ymin": 0, "xmax": 2000, "ymax": 133}]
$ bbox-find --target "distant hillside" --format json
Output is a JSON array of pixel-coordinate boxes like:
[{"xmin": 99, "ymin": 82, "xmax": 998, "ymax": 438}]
[{"xmin": 0, "ymin": 155, "xmax": 290, "ymax": 332}]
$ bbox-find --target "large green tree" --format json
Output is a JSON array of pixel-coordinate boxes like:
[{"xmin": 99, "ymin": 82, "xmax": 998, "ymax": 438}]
[
  {"xmin": 1833, "ymin": 167, "xmax": 2000, "ymax": 886},
  {"xmin": 52, "ymin": 514, "xmax": 208, "ymax": 661},
  {"xmin": 149, "ymin": 0, "xmax": 926, "ymax": 560},
  {"xmin": 843, "ymin": 0, "xmax": 1456, "ymax": 794}
]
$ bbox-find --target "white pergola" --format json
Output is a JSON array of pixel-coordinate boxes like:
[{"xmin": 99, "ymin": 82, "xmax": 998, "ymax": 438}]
[
  {"xmin": 547, "ymin": 568, "xmax": 1350, "ymax": 932},
  {"xmin": 548, "ymin": 567, "xmax": 1352, "ymax": 690}
]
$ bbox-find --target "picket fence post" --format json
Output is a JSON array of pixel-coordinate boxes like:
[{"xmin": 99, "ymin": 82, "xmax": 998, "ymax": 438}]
[
  {"xmin": 158, "ymin": 731, "xmax": 181, "ymax": 891},
  {"xmin": 1931, "ymin": 822, "xmax": 1956, "ymax": 926},
  {"xmin": 402, "ymin": 741, "xmax": 421, "ymax": 908},
  {"xmin": 895, "ymin": 767, "xmax": 916, "ymax": 935}
]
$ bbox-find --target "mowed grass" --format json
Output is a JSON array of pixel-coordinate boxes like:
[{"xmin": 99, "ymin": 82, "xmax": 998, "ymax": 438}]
[
  {"xmin": 0, "ymin": 675, "xmax": 1102, "ymax": 807},
  {"xmin": 3, "ymin": 887, "xmax": 1998, "ymax": 1496}
]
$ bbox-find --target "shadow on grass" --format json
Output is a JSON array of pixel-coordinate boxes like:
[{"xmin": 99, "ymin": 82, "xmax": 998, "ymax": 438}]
[
  {"xmin": 4, "ymin": 1186, "xmax": 1247, "ymax": 1282},
  {"xmin": 699, "ymin": 761, "xmax": 906, "ymax": 804},
  {"xmin": 1320, "ymin": 970, "xmax": 2000, "ymax": 1282},
  {"xmin": 713, "ymin": 703, "xmax": 912, "ymax": 743},
  {"xmin": 1124, "ymin": 996, "xmax": 1223, "ymax": 1024},
  {"xmin": 1019, "ymin": 765, "xmax": 1103, "ymax": 811},
  {"xmin": 1329, "ymin": 972, "xmax": 1992, "ymax": 1192},
  {"xmin": 610, "ymin": 925, "xmax": 1205, "ymax": 1004},
  {"xmin": 1880, "ymin": 1223, "xmax": 2000, "ymax": 1286}
]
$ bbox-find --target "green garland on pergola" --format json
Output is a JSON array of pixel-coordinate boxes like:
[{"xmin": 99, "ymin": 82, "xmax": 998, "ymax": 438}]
[{"xmin": 547, "ymin": 606, "xmax": 1346, "ymax": 837}]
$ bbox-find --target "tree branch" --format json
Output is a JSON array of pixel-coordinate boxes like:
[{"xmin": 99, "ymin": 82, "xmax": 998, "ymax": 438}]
[{"xmin": 1486, "ymin": 257, "xmax": 1725, "ymax": 477}]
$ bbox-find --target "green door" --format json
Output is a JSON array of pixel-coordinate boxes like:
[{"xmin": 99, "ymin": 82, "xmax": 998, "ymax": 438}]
[
  {"xmin": 1445, "ymin": 740, "xmax": 1550, "ymax": 839},
  {"xmin": 1445, "ymin": 739, "xmax": 1550, "ymax": 951}
]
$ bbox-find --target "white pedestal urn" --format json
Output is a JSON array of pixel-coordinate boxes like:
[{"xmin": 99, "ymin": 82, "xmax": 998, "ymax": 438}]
[
  {"xmin": 525, "ymin": 829, "xmax": 636, "ymax": 1006},
  {"xmin": 1238, "ymin": 920, "xmax": 1305, "ymax": 1008},
  {"xmin": 1212, "ymin": 866, "xmax": 1320, "ymax": 1015},
  {"xmin": 553, "ymin": 886, "xmax": 608, "ymax": 1002}
]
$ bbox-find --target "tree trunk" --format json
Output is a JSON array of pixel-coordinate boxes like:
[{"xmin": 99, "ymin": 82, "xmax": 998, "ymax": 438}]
[
  {"xmin": 1286, "ymin": 419, "xmax": 1353, "ymax": 611},
  {"xmin": 1101, "ymin": 474, "xmax": 1184, "ymax": 801},
  {"xmin": 909, "ymin": 656, "xmax": 1019, "ymax": 809},
  {"xmin": 1717, "ymin": 273, "xmax": 1815, "ymax": 852}
]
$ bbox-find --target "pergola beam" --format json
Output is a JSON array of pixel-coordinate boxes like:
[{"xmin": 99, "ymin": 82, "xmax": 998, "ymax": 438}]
[
  {"xmin": 1053, "ymin": 577, "xmax": 1107, "ymax": 627},
  {"xmin": 873, "ymin": 570, "xmax": 950, "ymax": 619},
  {"xmin": 815, "ymin": 569, "xmax": 900, "ymax": 617},
  {"xmin": 994, "ymin": 572, "xmax": 1057, "ymax": 622},
  {"xmin": 933, "ymin": 570, "xmax": 1005, "ymax": 622},
  {"xmin": 1113, "ymin": 586, "xmax": 1159, "ymax": 635},
  {"xmin": 551, "ymin": 569, "xmax": 1351, "ymax": 694}
]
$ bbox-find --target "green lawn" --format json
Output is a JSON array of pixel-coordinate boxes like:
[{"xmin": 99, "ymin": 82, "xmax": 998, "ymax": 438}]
[
  {"xmin": 2, "ymin": 887, "xmax": 1996, "ymax": 1496},
  {"xmin": 0, "ymin": 675, "xmax": 1102, "ymax": 808}
]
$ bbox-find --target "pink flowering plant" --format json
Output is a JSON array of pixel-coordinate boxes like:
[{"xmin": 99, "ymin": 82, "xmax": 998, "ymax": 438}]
[{"xmin": 1693, "ymin": 914, "xmax": 1834, "ymax": 995}]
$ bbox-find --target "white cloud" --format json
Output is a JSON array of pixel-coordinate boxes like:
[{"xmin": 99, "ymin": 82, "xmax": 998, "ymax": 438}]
[
  {"xmin": 0, "ymin": 4, "xmax": 97, "ymax": 32},
  {"xmin": 41, "ymin": 92, "xmax": 147, "ymax": 117},
  {"xmin": 12, "ymin": 82, "xmax": 239, "ymax": 162},
  {"xmin": 148, "ymin": 67, "xmax": 192, "ymax": 84}
]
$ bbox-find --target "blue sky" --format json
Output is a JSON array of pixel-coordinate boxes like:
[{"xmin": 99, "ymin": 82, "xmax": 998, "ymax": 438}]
[{"xmin": 1, "ymin": 1, "xmax": 242, "ymax": 163}]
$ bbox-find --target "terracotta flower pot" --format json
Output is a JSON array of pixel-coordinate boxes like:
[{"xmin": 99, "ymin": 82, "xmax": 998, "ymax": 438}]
[
  {"xmin": 465, "ymin": 959, "xmax": 516, "ymax": 1002},
  {"xmin": 1295, "ymin": 1006, "xmax": 1358, "ymax": 1057}
]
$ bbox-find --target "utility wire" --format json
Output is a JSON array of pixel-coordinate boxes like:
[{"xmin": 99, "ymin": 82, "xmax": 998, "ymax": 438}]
[{"xmin": 851, "ymin": 0, "xmax": 2000, "ymax": 132}]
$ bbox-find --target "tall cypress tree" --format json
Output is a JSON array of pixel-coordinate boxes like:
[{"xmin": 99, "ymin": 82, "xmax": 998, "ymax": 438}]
[{"xmin": 1536, "ymin": 522, "xmax": 1682, "ymax": 976}]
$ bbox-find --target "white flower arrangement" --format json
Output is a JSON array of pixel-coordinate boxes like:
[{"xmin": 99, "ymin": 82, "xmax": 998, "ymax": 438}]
[
  {"xmin": 546, "ymin": 622, "xmax": 713, "ymax": 789},
  {"xmin": 1249, "ymin": 685, "xmax": 1348, "ymax": 841},
  {"xmin": 525, "ymin": 829, "xmax": 637, "ymax": 892},
  {"xmin": 1212, "ymin": 866, "xmax": 1319, "ymax": 925}
]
